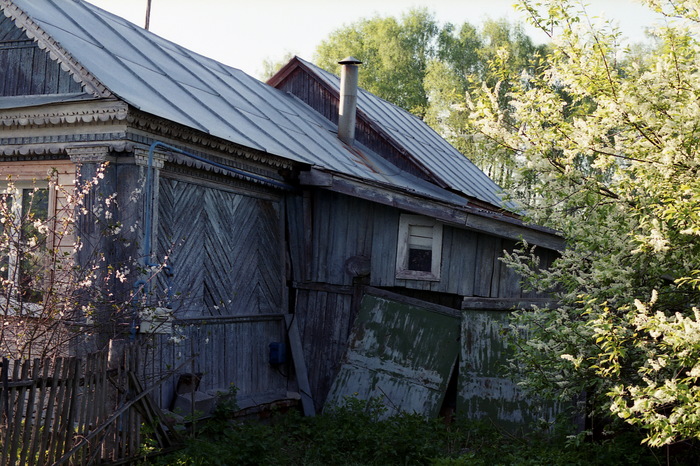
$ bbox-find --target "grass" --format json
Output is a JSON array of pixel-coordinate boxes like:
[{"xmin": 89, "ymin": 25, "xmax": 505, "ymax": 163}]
[{"xmin": 145, "ymin": 397, "xmax": 698, "ymax": 466}]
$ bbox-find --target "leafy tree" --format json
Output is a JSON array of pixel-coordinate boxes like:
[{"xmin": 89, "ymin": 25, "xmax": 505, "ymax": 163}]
[
  {"xmin": 259, "ymin": 52, "xmax": 295, "ymax": 81},
  {"xmin": 471, "ymin": 0, "xmax": 700, "ymax": 447},
  {"xmin": 315, "ymin": 8, "xmax": 438, "ymax": 116},
  {"xmin": 429, "ymin": 19, "xmax": 547, "ymax": 191}
]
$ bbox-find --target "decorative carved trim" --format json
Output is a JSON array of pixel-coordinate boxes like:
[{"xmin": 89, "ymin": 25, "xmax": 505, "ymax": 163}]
[
  {"xmin": 162, "ymin": 164, "xmax": 280, "ymax": 198},
  {"xmin": 0, "ymin": 0, "xmax": 112, "ymax": 98},
  {"xmin": 1, "ymin": 141, "xmax": 131, "ymax": 158},
  {"xmin": 67, "ymin": 145, "xmax": 115, "ymax": 164},
  {"xmin": 0, "ymin": 100, "xmax": 128, "ymax": 128},
  {"xmin": 133, "ymin": 147, "xmax": 165, "ymax": 169},
  {"xmin": 128, "ymin": 110, "xmax": 296, "ymax": 171}
]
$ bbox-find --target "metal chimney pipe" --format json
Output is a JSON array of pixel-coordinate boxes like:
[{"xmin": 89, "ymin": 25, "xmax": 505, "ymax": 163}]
[{"xmin": 338, "ymin": 57, "xmax": 362, "ymax": 146}]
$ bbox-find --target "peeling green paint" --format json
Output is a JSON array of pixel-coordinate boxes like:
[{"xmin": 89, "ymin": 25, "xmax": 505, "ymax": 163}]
[
  {"xmin": 325, "ymin": 293, "xmax": 460, "ymax": 417},
  {"xmin": 459, "ymin": 310, "xmax": 559, "ymax": 430}
]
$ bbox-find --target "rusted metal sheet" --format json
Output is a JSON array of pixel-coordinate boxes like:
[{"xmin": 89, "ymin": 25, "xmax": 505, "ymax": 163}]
[
  {"xmin": 459, "ymin": 310, "xmax": 558, "ymax": 429},
  {"xmin": 325, "ymin": 292, "xmax": 460, "ymax": 417}
]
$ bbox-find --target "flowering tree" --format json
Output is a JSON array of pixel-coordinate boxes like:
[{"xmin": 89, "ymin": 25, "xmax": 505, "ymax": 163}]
[
  {"xmin": 0, "ymin": 164, "xmax": 162, "ymax": 360},
  {"xmin": 471, "ymin": 0, "xmax": 700, "ymax": 447}
]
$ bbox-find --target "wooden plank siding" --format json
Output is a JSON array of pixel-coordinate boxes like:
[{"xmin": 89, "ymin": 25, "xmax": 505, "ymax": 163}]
[
  {"xmin": 0, "ymin": 15, "xmax": 82, "ymax": 97},
  {"xmin": 294, "ymin": 189, "xmax": 554, "ymax": 302},
  {"xmin": 308, "ymin": 191, "xmax": 375, "ymax": 285},
  {"xmin": 146, "ymin": 174, "xmax": 288, "ymax": 405},
  {"xmin": 293, "ymin": 286, "xmax": 357, "ymax": 411},
  {"xmin": 142, "ymin": 316, "xmax": 289, "ymax": 408},
  {"xmin": 287, "ymin": 188, "xmax": 559, "ymax": 413},
  {"xmin": 157, "ymin": 176, "xmax": 285, "ymax": 316}
]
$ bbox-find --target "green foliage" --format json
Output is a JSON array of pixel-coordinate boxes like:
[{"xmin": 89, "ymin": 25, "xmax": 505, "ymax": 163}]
[
  {"xmin": 259, "ymin": 52, "xmax": 295, "ymax": 81},
  {"xmin": 149, "ymin": 397, "xmax": 677, "ymax": 465},
  {"xmin": 471, "ymin": 0, "xmax": 700, "ymax": 448},
  {"xmin": 315, "ymin": 8, "xmax": 438, "ymax": 116}
]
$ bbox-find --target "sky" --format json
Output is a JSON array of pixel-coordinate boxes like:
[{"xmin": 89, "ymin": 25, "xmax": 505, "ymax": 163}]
[{"xmin": 87, "ymin": 0, "xmax": 663, "ymax": 79}]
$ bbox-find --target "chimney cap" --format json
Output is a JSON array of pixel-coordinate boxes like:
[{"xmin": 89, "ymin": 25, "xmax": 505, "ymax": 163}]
[{"xmin": 338, "ymin": 56, "xmax": 362, "ymax": 65}]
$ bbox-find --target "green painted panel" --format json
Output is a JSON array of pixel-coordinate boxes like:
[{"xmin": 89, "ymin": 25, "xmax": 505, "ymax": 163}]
[
  {"xmin": 459, "ymin": 310, "xmax": 559, "ymax": 430},
  {"xmin": 325, "ymin": 293, "xmax": 460, "ymax": 417}
]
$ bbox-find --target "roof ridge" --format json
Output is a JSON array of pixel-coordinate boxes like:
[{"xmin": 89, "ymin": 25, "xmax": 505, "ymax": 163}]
[{"xmin": 0, "ymin": 0, "xmax": 111, "ymax": 98}]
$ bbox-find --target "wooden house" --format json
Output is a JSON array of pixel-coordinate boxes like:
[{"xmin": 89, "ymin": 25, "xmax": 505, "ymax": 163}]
[{"xmin": 0, "ymin": 0, "xmax": 563, "ymax": 426}]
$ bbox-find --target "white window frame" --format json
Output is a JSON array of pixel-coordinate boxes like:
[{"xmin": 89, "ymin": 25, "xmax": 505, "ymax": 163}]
[{"xmin": 395, "ymin": 214, "xmax": 443, "ymax": 281}]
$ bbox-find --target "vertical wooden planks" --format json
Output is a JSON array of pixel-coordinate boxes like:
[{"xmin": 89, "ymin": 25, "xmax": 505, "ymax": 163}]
[
  {"xmin": 26, "ymin": 360, "xmax": 50, "ymax": 465},
  {"xmin": 284, "ymin": 195, "xmax": 306, "ymax": 283},
  {"xmin": 7, "ymin": 360, "xmax": 28, "ymax": 466},
  {"xmin": 294, "ymin": 287, "xmax": 357, "ymax": 411},
  {"xmin": 369, "ymin": 204, "xmax": 400, "ymax": 287},
  {"xmin": 29, "ymin": 45, "xmax": 47, "ymax": 95},
  {"xmin": 473, "ymin": 234, "xmax": 501, "ymax": 297},
  {"xmin": 445, "ymin": 226, "xmax": 478, "ymax": 296},
  {"xmin": 0, "ymin": 29, "xmax": 83, "ymax": 97}
]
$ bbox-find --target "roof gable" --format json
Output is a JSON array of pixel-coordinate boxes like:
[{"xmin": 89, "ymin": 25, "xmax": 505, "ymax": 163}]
[
  {"xmin": 269, "ymin": 57, "xmax": 508, "ymax": 209},
  {"xmin": 0, "ymin": 12, "xmax": 86, "ymax": 97}
]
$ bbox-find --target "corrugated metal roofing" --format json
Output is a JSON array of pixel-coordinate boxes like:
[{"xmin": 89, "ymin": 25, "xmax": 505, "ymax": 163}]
[
  {"xmin": 296, "ymin": 58, "xmax": 507, "ymax": 207},
  {"xmin": 3, "ymin": 0, "xmax": 507, "ymax": 209}
]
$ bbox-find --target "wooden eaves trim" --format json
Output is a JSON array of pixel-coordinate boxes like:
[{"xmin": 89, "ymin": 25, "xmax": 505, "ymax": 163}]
[{"xmin": 300, "ymin": 167, "xmax": 565, "ymax": 251}]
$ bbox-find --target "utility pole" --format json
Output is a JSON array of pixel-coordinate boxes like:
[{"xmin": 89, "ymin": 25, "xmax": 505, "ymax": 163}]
[{"xmin": 145, "ymin": 0, "xmax": 152, "ymax": 30}]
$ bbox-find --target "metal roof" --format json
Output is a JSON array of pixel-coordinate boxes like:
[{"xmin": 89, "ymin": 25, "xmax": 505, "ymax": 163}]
[
  {"xmin": 295, "ymin": 58, "xmax": 508, "ymax": 208},
  {"xmin": 3, "ymin": 0, "xmax": 507, "ymax": 210}
]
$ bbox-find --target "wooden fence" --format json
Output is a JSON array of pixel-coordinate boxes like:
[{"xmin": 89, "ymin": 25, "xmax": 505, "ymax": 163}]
[{"xmin": 0, "ymin": 343, "xmax": 181, "ymax": 465}]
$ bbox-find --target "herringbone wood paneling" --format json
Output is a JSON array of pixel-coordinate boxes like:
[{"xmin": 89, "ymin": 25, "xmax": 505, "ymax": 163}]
[
  {"xmin": 158, "ymin": 179, "xmax": 206, "ymax": 312},
  {"xmin": 159, "ymin": 178, "xmax": 283, "ymax": 316}
]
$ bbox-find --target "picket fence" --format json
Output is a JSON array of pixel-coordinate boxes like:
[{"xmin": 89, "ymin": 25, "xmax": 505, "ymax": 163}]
[{"xmin": 0, "ymin": 343, "xmax": 181, "ymax": 465}]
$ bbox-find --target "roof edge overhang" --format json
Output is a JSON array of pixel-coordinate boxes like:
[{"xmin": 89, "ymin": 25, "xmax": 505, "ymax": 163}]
[
  {"xmin": 1, "ymin": 0, "xmax": 112, "ymax": 99},
  {"xmin": 300, "ymin": 167, "xmax": 565, "ymax": 251}
]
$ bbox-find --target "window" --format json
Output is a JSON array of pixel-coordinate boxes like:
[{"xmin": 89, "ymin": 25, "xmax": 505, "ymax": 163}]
[
  {"xmin": 0, "ymin": 182, "xmax": 51, "ymax": 303},
  {"xmin": 396, "ymin": 214, "xmax": 443, "ymax": 281}
]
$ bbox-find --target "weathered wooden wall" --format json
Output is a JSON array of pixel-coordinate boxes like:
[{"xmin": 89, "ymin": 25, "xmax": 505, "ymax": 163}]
[
  {"xmin": 292, "ymin": 284, "xmax": 357, "ymax": 411},
  {"xmin": 0, "ymin": 15, "xmax": 83, "ymax": 96},
  {"xmin": 291, "ymin": 189, "xmax": 554, "ymax": 299},
  {"xmin": 137, "ymin": 169, "xmax": 289, "ymax": 406},
  {"xmin": 460, "ymin": 309, "xmax": 561, "ymax": 429},
  {"xmin": 142, "ymin": 315, "xmax": 289, "ymax": 408},
  {"xmin": 157, "ymin": 176, "xmax": 285, "ymax": 316},
  {"xmin": 287, "ymin": 188, "xmax": 558, "ymax": 411}
]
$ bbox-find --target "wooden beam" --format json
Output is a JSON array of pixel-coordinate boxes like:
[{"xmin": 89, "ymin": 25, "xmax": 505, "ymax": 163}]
[
  {"xmin": 464, "ymin": 214, "xmax": 565, "ymax": 252},
  {"xmin": 300, "ymin": 168, "xmax": 565, "ymax": 251},
  {"xmin": 462, "ymin": 297, "xmax": 556, "ymax": 311},
  {"xmin": 364, "ymin": 286, "xmax": 462, "ymax": 319},
  {"xmin": 285, "ymin": 314, "xmax": 315, "ymax": 417},
  {"xmin": 174, "ymin": 314, "xmax": 284, "ymax": 326},
  {"xmin": 292, "ymin": 281, "xmax": 354, "ymax": 295}
]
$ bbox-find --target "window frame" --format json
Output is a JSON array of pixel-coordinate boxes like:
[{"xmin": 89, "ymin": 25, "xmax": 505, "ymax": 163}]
[
  {"xmin": 0, "ymin": 180, "xmax": 54, "ymax": 304},
  {"xmin": 395, "ymin": 214, "xmax": 443, "ymax": 281}
]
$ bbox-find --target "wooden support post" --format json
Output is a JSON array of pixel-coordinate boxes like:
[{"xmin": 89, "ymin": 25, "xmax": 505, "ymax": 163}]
[{"xmin": 284, "ymin": 314, "xmax": 315, "ymax": 417}]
